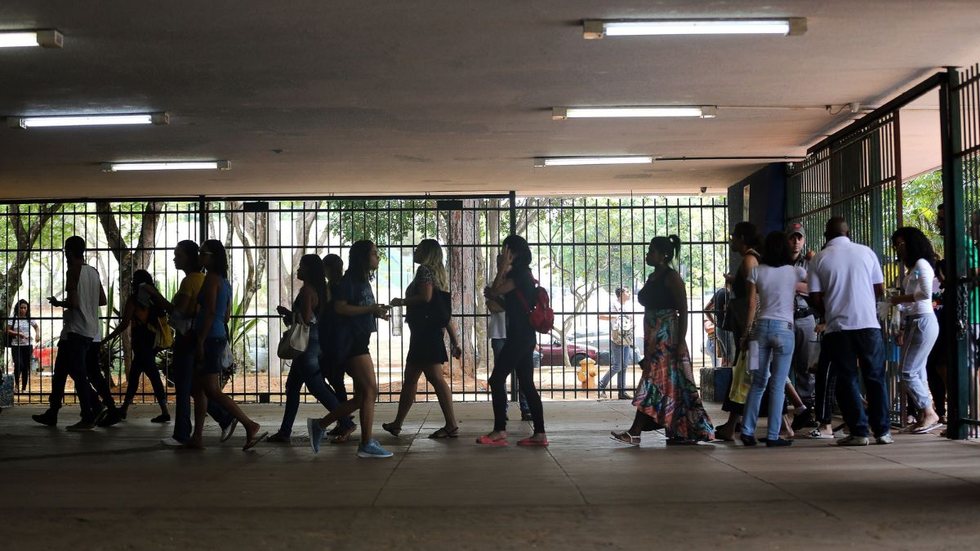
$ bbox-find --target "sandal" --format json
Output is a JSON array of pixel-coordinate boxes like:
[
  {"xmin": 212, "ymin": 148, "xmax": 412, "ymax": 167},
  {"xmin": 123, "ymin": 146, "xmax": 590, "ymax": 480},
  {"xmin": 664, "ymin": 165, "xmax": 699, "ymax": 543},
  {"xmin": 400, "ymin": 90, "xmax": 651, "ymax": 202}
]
[
  {"xmin": 475, "ymin": 434, "xmax": 508, "ymax": 446},
  {"xmin": 428, "ymin": 426, "xmax": 459, "ymax": 439},
  {"xmin": 243, "ymin": 431, "xmax": 268, "ymax": 451},
  {"xmin": 381, "ymin": 422, "xmax": 402, "ymax": 437},
  {"xmin": 330, "ymin": 423, "xmax": 357, "ymax": 444},
  {"xmin": 517, "ymin": 436, "xmax": 549, "ymax": 447},
  {"xmin": 912, "ymin": 422, "xmax": 941, "ymax": 434},
  {"xmin": 610, "ymin": 431, "xmax": 640, "ymax": 446}
]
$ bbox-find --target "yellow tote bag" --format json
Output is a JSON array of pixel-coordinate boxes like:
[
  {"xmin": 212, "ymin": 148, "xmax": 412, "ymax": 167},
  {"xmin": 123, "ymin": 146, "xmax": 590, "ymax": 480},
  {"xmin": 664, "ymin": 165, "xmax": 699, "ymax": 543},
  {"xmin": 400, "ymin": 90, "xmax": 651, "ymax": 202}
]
[{"xmin": 728, "ymin": 349, "xmax": 752, "ymax": 404}]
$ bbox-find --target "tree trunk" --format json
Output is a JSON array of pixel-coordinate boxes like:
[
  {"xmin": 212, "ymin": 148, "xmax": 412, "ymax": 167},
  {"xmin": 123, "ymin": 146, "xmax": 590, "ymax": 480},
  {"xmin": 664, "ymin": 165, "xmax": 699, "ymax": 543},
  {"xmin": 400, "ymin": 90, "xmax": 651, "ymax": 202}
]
[
  {"xmin": 1, "ymin": 203, "xmax": 62, "ymax": 331},
  {"xmin": 445, "ymin": 200, "xmax": 479, "ymax": 390}
]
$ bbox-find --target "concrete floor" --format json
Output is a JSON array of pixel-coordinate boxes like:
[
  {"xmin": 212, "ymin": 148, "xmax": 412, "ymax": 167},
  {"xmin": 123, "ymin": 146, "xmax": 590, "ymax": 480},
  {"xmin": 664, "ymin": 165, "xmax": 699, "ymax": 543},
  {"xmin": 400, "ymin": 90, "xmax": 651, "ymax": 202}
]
[{"xmin": 2, "ymin": 400, "xmax": 979, "ymax": 550}]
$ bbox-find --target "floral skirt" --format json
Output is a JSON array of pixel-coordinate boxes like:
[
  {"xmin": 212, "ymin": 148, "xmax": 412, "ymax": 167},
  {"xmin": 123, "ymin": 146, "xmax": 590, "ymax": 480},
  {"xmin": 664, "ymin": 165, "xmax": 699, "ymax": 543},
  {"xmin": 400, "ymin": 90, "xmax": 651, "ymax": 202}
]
[{"xmin": 633, "ymin": 309, "xmax": 715, "ymax": 442}]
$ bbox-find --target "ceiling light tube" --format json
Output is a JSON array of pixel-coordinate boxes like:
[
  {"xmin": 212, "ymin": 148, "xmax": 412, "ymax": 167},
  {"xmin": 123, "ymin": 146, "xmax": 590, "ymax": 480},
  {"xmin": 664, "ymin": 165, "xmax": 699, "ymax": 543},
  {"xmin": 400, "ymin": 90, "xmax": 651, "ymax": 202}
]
[
  {"xmin": 534, "ymin": 156, "xmax": 653, "ymax": 167},
  {"xmin": 583, "ymin": 18, "xmax": 806, "ymax": 39},
  {"xmin": 102, "ymin": 161, "xmax": 230, "ymax": 172},
  {"xmin": 11, "ymin": 112, "xmax": 168, "ymax": 129},
  {"xmin": 553, "ymin": 106, "xmax": 715, "ymax": 119},
  {"xmin": 0, "ymin": 30, "xmax": 63, "ymax": 48}
]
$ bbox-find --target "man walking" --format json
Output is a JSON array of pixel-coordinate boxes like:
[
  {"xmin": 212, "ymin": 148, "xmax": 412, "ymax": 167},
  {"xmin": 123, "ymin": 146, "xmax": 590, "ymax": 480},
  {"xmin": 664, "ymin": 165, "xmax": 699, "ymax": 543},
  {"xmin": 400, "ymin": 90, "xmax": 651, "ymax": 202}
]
[
  {"xmin": 787, "ymin": 222, "xmax": 818, "ymax": 430},
  {"xmin": 32, "ymin": 236, "xmax": 107, "ymax": 430},
  {"xmin": 808, "ymin": 218, "xmax": 892, "ymax": 445}
]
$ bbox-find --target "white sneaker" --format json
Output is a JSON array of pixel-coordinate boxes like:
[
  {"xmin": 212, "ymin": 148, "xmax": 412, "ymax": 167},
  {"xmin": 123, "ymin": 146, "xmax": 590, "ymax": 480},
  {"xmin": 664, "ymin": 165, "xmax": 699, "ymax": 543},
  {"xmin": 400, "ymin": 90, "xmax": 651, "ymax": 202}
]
[
  {"xmin": 875, "ymin": 433, "xmax": 894, "ymax": 445},
  {"xmin": 160, "ymin": 437, "xmax": 185, "ymax": 447}
]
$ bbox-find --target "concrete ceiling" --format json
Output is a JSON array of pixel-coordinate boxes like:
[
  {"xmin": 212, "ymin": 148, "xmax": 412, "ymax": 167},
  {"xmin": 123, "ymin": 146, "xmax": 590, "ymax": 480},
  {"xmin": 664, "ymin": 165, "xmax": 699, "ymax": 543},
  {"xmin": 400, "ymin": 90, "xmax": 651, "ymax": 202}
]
[{"xmin": 1, "ymin": 1, "xmax": 979, "ymax": 200}]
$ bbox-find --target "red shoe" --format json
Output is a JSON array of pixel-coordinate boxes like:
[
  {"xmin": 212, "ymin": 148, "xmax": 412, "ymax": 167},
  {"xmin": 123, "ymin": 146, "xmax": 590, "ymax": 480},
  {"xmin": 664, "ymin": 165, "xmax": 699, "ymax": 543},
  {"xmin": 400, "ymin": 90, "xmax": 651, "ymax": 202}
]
[
  {"xmin": 517, "ymin": 436, "xmax": 549, "ymax": 447},
  {"xmin": 475, "ymin": 434, "xmax": 508, "ymax": 446}
]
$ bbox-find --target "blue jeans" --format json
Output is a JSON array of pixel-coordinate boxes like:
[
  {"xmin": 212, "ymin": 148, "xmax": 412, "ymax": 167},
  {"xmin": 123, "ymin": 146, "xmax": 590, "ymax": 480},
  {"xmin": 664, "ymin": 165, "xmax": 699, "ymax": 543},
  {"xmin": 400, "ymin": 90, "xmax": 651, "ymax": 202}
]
[
  {"xmin": 742, "ymin": 319, "xmax": 795, "ymax": 441},
  {"xmin": 824, "ymin": 328, "xmax": 890, "ymax": 438},
  {"xmin": 279, "ymin": 327, "xmax": 354, "ymax": 436},
  {"xmin": 900, "ymin": 314, "xmax": 939, "ymax": 410},
  {"xmin": 598, "ymin": 343, "xmax": 635, "ymax": 395},
  {"xmin": 172, "ymin": 333, "xmax": 232, "ymax": 443}
]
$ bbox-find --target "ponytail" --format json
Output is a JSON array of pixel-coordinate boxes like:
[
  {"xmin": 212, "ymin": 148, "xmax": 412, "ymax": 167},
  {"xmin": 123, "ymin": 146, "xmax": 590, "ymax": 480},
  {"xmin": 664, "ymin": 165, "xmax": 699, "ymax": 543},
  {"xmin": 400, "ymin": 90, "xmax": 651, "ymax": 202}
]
[{"xmin": 650, "ymin": 235, "xmax": 682, "ymax": 265}]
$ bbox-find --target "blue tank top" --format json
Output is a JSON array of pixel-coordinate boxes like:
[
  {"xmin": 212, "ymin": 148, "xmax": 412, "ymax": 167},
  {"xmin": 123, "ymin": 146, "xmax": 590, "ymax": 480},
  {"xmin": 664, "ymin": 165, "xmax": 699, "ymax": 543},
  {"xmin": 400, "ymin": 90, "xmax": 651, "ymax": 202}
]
[{"xmin": 195, "ymin": 276, "xmax": 232, "ymax": 339}]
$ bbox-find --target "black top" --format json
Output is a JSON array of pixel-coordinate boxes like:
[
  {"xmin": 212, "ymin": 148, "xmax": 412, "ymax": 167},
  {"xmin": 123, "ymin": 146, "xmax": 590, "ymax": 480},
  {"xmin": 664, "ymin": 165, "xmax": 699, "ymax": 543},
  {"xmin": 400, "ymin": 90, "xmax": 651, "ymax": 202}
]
[
  {"xmin": 337, "ymin": 273, "xmax": 376, "ymax": 337},
  {"xmin": 732, "ymin": 249, "xmax": 761, "ymax": 299},
  {"xmin": 638, "ymin": 268, "xmax": 681, "ymax": 311},
  {"xmin": 503, "ymin": 268, "xmax": 536, "ymax": 338}
]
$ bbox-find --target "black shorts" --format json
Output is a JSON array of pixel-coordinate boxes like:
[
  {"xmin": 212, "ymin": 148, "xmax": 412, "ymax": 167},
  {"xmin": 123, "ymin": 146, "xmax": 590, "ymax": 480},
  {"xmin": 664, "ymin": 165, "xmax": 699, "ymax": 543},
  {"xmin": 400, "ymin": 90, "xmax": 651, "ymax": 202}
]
[{"xmin": 348, "ymin": 332, "xmax": 371, "ymax": 359}]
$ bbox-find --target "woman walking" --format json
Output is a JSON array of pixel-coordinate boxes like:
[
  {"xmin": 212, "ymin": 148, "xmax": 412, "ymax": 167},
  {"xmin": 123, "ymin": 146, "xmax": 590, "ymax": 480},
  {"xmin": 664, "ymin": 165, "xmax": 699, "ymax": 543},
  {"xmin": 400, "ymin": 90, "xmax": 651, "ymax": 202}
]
[
  {"xmin": 267, "ymin": 255, "xmax": 356, "ymax": 444},
  {"xmin": 610, "ymin": 235, "xmax": 714, "ymax": 446},
  {"xmin": 6, "ymin": 299, "xmax": 39, "ymax": 392},
  {"xmin": 382, "ymin": 239, "xmax": 462, "ymax": 439},
  {"xmin": 739, "ymin": 232, "xmax": 805, "ymax": 447},
  {"xmin": 715, "ymin": 222, "xmax": 762, "ymax": 441},
  {"xmin": 890, "ymin": 227, "xmax": 942, "ymax": 433},
  {"xmin": 103, "ymin": 270, "xmax": 171, "ymax": 423},
  {"xmin": 479, "ymin": 235, "xmax": 547, "ymax": 447},
  {"xmin": 188, "ymin": 240, "xmax": 266, "ymax": 450},
  {"xmin": 307, "ymin": 240, "xmax": 393, "ymax": 458}
]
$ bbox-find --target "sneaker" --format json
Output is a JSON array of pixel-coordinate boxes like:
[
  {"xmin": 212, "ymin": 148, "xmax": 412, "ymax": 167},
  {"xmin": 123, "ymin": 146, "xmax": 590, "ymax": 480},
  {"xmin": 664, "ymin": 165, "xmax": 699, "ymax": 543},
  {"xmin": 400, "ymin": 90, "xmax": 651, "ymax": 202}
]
[
  {"xmin": 740, "ymin": 434, "xmax": 758, "ymax": 447},
  {"xmin": 836, "ymin": 435, "xmax": 870, "ymax": 446},
  {"xmin": 766, "ymin": 438, "xmax": 793, "ymax": 447},
  {"xmin": 32, "ymin": 410, "xmax": 58, "ymax": 427},
  {"xmin": 618, "ymin": 393, "xmax": 633, "ymax": 401},
  {"xmin": 93, "ymin": 406, "xmax": 108, "ymax": 426},
  {"xmin": 307, "ymin": 418, "xmax": 324, "ymax": 454},
  {"xmin": 875, "ymin": 433, "xmax": 894, "ymax": 445},
  {"xmin": 791, "ymin": 410, "xmax": 818, "ymax": 431},
  {"xmin": 220, "ymin": 419, "xmax": 239, "ymax": 443},
  {"xmin": 357, "ymin": 439, "xmax": 394, "ymax": 458},
  {"xmin": 161, "ymin": 437, "xmax": 186, "ymax": 447},
  {"xmin": 97, "ymin": 411, "xmax": 123, "ymax": 427},
  {"xmin": 150, "ymin": 413, "xmax": 171, "ymax": 424},
  {"xmin": 66, "ymin": 420, "xmax": 95, "ymax": 432}
]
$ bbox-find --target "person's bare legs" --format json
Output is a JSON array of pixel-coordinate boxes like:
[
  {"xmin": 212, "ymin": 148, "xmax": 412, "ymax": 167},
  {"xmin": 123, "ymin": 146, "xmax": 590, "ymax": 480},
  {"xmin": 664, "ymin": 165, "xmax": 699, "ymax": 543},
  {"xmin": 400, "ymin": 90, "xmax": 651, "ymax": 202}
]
[
  {"xmin": 189, "ymin": 376, "xmax": 207, "ymax": 448},
  {"xmin": 421, "ymin": 363, "xmax": 457, "ymax": 431},
  {"xmin": 317, "ymin": 354, "xmax": 376, "ymax": 445},
  {"xmin": 389, "ymin": 362, "xmax": 424, "ymax": 430},
  {"xmin": 201, "ymin": 374, "xmax": 261, "ymax": 443}
]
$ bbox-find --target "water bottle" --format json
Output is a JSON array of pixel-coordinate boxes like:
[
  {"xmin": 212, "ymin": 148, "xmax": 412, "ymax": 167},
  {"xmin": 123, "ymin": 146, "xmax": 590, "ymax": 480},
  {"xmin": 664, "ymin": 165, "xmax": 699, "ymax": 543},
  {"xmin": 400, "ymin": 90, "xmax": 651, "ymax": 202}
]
[{"xmin": 391, "ymin": 306, "xmax": 403, "ymax": 336}]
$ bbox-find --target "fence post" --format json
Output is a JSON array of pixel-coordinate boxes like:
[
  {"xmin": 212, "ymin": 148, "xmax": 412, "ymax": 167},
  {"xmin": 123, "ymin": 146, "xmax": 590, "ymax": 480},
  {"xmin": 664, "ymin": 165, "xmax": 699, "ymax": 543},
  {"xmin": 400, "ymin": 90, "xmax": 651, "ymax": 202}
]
[
  {"xmin": 939, "ymin": 68, "xmax": 969, "ymax": 440},
  {"xmin": 198, "ymin": 195, "xmax": 208, "ymax": 243}
]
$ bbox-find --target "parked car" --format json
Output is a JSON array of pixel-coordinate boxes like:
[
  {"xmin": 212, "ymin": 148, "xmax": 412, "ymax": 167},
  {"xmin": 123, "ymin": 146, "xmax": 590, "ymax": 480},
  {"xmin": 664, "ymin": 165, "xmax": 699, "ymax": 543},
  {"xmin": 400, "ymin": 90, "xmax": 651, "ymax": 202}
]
[
  {"xmin": 537, "ymin": 339, "xmax": 598, "ymax": 367},
  {"xmin": 571, "ymin": 328, "xmax": 611, "ymax": 365},
  {"xmin": 31, "ymin": 337, "xmax": 59, "ymax": 373}
]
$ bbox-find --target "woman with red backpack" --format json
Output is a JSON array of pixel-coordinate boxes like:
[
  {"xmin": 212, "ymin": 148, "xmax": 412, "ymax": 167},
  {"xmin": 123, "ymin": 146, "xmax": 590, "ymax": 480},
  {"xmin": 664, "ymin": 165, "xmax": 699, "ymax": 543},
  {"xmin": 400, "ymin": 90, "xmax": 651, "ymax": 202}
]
[{"xmin": 478, "ymin": 235, "xmax": 548, "ymax": 447}]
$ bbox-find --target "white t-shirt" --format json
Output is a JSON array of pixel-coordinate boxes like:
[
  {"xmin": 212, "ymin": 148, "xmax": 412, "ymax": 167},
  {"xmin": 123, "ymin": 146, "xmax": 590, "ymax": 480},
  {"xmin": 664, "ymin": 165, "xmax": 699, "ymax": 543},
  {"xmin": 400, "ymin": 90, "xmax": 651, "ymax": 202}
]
[
  {"xmin": 808, "ymin": 236, "xmax": 884, "ymax": 333},
  {"xmin": 488, "ymin": 311, "xmax": 506, "ymax": 340},
  {"xmin": 7, "ymin": 319, "xmax": 34, "ymax": 346},
  {"xmin": 747, "ymin": 265, "xmax": 807, "ymax": 324},
  {"xmin": 901, "ymin": 258, "xmax": 935, "ymax": 318},
  {"xmin": 62, "ymin": 264, "xmax": 103, "ymax": 340}
]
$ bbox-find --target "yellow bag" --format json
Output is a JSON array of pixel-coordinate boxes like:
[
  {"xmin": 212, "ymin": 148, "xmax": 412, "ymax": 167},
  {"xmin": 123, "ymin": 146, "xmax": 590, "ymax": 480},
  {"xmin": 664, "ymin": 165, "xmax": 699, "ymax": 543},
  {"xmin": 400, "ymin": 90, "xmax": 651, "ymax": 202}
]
[
  {"xmin": 150, "ymin": 315, "xmax": 175, "ymax": 349},
  {"xmin": 728, "ymin": 349, "xmax": 752, "ymax": 404}
]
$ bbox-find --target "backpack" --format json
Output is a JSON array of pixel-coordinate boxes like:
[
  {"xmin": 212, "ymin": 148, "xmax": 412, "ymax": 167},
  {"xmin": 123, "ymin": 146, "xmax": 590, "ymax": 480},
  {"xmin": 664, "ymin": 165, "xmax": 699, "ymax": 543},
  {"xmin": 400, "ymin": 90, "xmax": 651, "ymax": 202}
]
[{"xmin": 515, "ymin": 278, "xmax": 555, "ymax": 334}]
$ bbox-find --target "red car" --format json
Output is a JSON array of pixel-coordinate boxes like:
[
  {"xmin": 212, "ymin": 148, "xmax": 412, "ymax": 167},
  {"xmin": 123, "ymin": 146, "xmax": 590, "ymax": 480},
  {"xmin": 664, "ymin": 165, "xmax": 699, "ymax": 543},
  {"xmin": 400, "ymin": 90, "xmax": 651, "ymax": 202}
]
[
  {"xmin": 31, "ymin": 337, "xmax": 59, "ymax": 372},
  {"xmin": 538, "ymin": 339, "xmax": 598, "ymax": 366}
]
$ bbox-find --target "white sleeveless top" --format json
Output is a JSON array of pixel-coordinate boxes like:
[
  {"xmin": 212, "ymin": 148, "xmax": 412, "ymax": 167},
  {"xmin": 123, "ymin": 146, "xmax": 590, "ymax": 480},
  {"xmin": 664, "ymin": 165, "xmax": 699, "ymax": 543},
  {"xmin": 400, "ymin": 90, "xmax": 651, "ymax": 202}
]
[{"xmin": 62, "ymin": 264, "xmax": 102, "ymax": 340}]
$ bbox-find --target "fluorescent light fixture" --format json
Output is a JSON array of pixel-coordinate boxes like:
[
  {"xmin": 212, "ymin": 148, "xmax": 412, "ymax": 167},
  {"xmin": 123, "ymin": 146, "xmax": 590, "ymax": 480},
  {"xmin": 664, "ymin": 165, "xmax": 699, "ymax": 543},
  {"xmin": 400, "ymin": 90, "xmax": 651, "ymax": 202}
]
[
  {"xmin": 10, "ymin": 112, "xmax": 168, "ymax": 128},
  {"xmin": 534, "ymin": 156, "xmax": 653, "ymax": 167},
  {"xmin": 0, "ymin": 30, "xmax": 63, "ymax": 48},
  {"xmin": 553, "ymin": 106, "xmax": 716, "ymax": 119},
  {"xmin": 583, "ymin": 18, "xmax": 806, "ymax": 39},
  {"xmin": 102, "ymin": 161, "xmax": 230, "ymax": 172}
]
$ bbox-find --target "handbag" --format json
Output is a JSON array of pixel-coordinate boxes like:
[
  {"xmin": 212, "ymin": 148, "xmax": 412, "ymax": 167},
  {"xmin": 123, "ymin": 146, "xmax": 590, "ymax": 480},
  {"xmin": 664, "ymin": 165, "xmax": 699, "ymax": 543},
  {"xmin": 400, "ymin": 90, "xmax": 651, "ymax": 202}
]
[
  {"xmin": 277, "ymin": 313, "xmax": 310, "ymax": 360},
  {"xmin": 150, "ymin": 315, "xmax": 175, "ymax": 349},
  {"xmin": 727, "ymin": 349, "xmax": 752, "ymax": 405},
  {"xmin": 407, "ymin": 289, "xmax": 452, "ymax": 329}
]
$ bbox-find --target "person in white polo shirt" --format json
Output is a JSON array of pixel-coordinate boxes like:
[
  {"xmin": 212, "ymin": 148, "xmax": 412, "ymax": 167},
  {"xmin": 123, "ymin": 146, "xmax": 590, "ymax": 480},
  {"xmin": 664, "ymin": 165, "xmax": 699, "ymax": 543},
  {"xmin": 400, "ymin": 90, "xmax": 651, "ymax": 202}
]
[{"xmin": 808, "ymin": 217, "xmax": 892, "ymax": 446}]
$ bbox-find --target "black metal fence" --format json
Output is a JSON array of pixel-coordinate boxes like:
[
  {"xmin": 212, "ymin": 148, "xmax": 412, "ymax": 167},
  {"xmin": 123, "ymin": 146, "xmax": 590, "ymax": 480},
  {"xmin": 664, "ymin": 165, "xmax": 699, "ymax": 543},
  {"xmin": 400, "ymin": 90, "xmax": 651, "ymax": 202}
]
[{"xmin": 1, "ymin": 194, "xmax": 728, "ymax": 405}]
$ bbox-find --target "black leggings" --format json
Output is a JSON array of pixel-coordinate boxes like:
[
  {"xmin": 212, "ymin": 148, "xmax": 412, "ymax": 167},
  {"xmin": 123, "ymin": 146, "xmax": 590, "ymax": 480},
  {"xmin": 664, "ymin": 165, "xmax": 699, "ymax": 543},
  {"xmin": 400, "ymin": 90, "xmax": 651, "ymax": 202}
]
[
  {"xmin": 122, "ymin": 346, "xmax": 168, "ymax": 412},
  {"xmin": 488, "ymin": 333, "xmax": 544, "ymax": 433},
  {"xmin": 11, "ymin": 345, "xmax": 31, "ymax": 390}
]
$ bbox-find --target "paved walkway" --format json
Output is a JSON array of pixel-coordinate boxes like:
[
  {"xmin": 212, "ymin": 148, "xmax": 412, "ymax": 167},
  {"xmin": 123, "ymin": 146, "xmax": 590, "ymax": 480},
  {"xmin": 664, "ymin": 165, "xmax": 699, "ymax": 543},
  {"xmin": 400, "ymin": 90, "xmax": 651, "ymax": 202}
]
[{"xmin": 2, "ymin": 401, "xmax": 979, "ymax": 550}]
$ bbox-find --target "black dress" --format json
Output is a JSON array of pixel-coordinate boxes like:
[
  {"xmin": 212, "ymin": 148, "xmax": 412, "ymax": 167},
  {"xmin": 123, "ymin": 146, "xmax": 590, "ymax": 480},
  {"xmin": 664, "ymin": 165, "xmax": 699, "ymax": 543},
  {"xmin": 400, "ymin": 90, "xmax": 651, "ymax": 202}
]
[{"xmin": 405, "ymin": 265, "xmax": 449, "ymax": 364}]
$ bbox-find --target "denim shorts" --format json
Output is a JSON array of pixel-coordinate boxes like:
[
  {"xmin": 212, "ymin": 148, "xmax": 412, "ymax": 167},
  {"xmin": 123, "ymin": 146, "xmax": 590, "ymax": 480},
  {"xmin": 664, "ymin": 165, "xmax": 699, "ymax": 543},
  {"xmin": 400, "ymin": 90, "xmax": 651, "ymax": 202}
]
[{"xmin": 197, "ymin": 337, "xmax": 227, "ymax": 375}]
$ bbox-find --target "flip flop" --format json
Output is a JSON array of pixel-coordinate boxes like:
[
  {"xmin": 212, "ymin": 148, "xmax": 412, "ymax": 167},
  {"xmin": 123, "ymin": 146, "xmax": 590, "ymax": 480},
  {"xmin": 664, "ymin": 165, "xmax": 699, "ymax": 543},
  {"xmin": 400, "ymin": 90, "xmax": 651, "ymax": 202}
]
[
  {"xmin": 517, "ymin": 436, "xmax": 549, "ymax": 447},
  {"xmin": 428, "ymin": 426, "xmax": 459, "ymax": 439},
  {"xmin": 243, "ymin": 431, "xmax": 268, "ymax": 451},
  {"xmin": 331, "ymin": 423, "xmax": 357, "ymax": 444},
  {"xmin": 805, "ymin": 429, "xmax": 833, "ymax": 439},
  {"xmin": 475, "ymin": 434, "xmax": 508, "ymax": 447},
  {"xmin": 912, "ymin": 423, "xmax": 941, "ymax": 434}
]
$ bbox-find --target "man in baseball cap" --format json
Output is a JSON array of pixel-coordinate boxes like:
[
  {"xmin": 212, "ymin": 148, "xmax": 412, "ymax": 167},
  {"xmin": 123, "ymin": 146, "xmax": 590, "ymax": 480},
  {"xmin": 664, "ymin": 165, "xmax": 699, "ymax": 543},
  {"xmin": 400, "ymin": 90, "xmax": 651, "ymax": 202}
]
[{"xmin": 786, "ymin": 221, "xmax": 819, "ymax": 432}]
